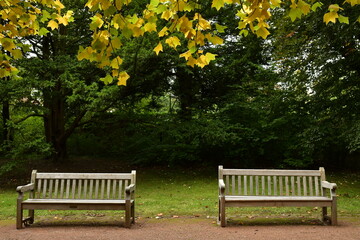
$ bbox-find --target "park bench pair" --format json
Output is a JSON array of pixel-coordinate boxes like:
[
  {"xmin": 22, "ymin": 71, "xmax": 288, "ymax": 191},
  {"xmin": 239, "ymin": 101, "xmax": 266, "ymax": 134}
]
[{"xmin": 16, "ymin": 167, "xmax": 337, "ymax": 229}]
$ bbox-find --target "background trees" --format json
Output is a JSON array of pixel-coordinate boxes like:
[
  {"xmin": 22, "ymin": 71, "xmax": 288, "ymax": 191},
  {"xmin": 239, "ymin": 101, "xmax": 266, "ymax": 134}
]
[{"xmin": 1, "ymin": 0, "xmax": 360, "ymax": 173}]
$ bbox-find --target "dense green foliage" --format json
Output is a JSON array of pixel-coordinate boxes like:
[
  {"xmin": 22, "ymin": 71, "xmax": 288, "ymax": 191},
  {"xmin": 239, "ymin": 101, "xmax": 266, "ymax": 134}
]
[{"xmin": 1, "ymin": 0, "xmax": 360, "ymax": 174}]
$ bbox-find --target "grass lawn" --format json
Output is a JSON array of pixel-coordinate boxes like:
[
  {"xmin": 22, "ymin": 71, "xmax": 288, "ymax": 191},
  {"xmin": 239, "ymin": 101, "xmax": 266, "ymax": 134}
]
[{"xmin": 0, "ymin": 168, "xmax": 359, "ymax": 224}]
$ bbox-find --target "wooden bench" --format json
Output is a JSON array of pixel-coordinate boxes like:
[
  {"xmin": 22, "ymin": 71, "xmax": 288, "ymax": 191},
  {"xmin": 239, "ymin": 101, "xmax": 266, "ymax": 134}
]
[
  {"xmin": 218, "ymin": 166, "xmax": 337, "ymax": 226},
  {"xmin": 16, "ymin": 170, "xmax": 136, "ymax": 229}
]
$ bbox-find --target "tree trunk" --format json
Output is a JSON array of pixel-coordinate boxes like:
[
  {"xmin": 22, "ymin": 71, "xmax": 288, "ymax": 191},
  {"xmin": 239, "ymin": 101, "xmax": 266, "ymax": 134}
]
[{"xmin": 2, "ymin": 99, "xmax": 13, "ymax": 143}]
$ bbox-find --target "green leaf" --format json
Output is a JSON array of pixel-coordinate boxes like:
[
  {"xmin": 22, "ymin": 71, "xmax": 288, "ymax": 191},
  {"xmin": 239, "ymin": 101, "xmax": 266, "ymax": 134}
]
[
  {"xmin": 100, "ymin": 74, "xmax": 114, "ymax": 84},
  {"xmin": 211, "ymin": 0, "xmax": 224, "ymax": 10},
  {"xmin": 311, "ymin": 2, "xmax": 323, "ymax": 12},
  {"xmin": 215, "ymin": 24, "xmax": 227, "ymax": 33},
  {"xmin": 338, "ymin": 15, "xmax": 349, "ymax": 24},
  {"xmin": 39, "ymin": 27, "xmax": 50, "ymax": 36},
  {"xmin": 41, "ymin": 10, "xmax": 51, "ymax": 23}
]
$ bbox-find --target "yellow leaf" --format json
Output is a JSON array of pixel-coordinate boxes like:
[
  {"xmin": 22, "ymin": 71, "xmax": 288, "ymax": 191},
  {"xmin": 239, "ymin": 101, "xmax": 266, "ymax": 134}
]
[
  {"xmin": 165, "ymin": 36, "xmax": 181, "ymax": 49},
  {"xmin": 212, "ymin": 0, "xmax": 224, "ymax": 10},
  {"xmin": 111, "ymin": 56, "xmax": 123, "ymax": 69},
  {"xmin": 323, "ymin": 11, "xmax": 338, "ymax": 24},
  {"xmin": 204, "ymin": 52, "xmax": 217, "ymax": 62},
  {"xmin": 11, "ymin": 49, "xmax": 23, "ymax": 59},
  {"xmin": 47, "ymin": 20, "xmax": 58, "ymax": 30},
  {"xmin": 206, "ymin": 34, "xmax": 224, "ymax": 45},
  {"xmin": 186, "ymin": 56, "xmax": 196, "ymax": 67},
  {"xmin": 57, "ymin": 16, "xmax": 68, "ymax": 26},
  {"xmin": 153, "ymin": 42, "xmax": 163, "ymax": 55},
  {"xmin": 256, "ymin": 26, "xmax": 270, "ymax": 39},
  {"xmin": 161, "ymin": 10, "xmax": 172, "ymax": 20},
  {"xmin": 158, "ymin": 27, "xmax": 169, "ymax": 37},
  {"xmin": 180, "ymin": 50, "xmax": 192, "ymax": 60},
  {"xmin": 115, "ymin": 0, "xmax": 123, "ymax": 10},
  {"xmin": 111, "ymin": 38, "xmax": 122, "ymax": 49},
  {"xmin": 118, "ymin": 71, "xmax": 129, "ymax": 86},
  {"xmin": 144, "ymin": 22, "xmax": 157, "ymax": 32}
]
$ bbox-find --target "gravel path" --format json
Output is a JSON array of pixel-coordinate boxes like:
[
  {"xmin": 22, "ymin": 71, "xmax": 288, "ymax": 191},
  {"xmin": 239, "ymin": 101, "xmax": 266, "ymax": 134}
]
[{"xmin": 1, "ymin": 217, "xmax": 360, "ymax": 240}]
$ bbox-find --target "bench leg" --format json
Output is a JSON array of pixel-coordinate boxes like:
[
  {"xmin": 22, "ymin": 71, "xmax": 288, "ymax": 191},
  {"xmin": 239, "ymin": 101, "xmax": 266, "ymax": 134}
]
[
  {"xmin": 220, "ymin": 197, "xmax": 226, "ymax": 227},
  {"xmin": 331, "ymin": 198, "xmax": 337, "ymax": 225},
  {"xmin": 29, "ymin": 210, "xmax": 34, "ymax": 224},
  {"xmin": 322, "ymin": 207, "xmax": 327, "ymax": 222},
  {"xmin": 131, "ymin": 204, "xmax": 135, "ymax": 224},
  {"xmin": 16, "ymin": 201, "xmax": 23, "ymax": 229},
  {"xmin": 125, "ymin": 200, "xmax": 131, "ymax": 228}
]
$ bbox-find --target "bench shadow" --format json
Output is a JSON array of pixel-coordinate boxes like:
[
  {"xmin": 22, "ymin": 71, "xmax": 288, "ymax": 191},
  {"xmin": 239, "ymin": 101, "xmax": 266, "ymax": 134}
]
[{"xmin": 226, "ymin": 217, "xmax": 326, "ymax": 227}]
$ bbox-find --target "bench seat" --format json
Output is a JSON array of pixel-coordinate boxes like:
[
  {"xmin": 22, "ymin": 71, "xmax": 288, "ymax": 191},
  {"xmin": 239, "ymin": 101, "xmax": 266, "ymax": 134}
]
[
  {"xmin": 224, "ymin": 196, "xmax": 332, "ymax": 207},
  {"xmin": 22, "ymin": 199, "xmax": 134, "ymax": 210}
]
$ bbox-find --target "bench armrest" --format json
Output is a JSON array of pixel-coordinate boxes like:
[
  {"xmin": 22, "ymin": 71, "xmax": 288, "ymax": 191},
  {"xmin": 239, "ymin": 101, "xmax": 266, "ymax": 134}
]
[
  {"xmin": 219, "ymin": 179, "xmax": 225, "ymax": 196},
  {"xmin": 321, "ymin": 181, "xmax": 337, "ymax": 190},
  {"xmin": 125, "ymin": 184, "xmax": 135, "ymax": 200},
  {"xmin": 16, "ymin": 183, "xmax": 34, "ymax": 193}
]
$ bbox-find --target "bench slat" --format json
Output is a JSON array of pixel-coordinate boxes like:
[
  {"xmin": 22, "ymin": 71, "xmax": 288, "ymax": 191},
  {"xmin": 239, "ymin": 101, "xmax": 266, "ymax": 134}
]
[
  {"xmin": 255, "ymin": 176, "xmax": 259, "ymax": 196},
  {"xmin": 261, "ymin": 176, "xmax": 265, "ymax": 195},
  {"xmin": 100, "ymin": 180, "xmax": 105, "ymax": 199},
  {"xmin": 244, "ymin": 176, "xmax": 247, "ymax": 195},
  {"xmin": 54, "ymin": 179, "xmax": 59, "ymax": 198},
  {"xmin": 267, "ymin": 176, "xmax": 271, "ymax": 195},
  {"xmin": 222, "ymin": 169, "xmax": 321, "ymax": 176},
  {"xmin": 225, "ymin": 175, "xmax": 229, "ymax": 195},
  {"xmin": 42, "ymin": 179, "xmax": 47, "ymax": 198},
  {"xmin": 273, "ymin": 176, "xmax": 277, "ymax": 196},
  {"xmin": 279, "ymin": 176, "xmax": 283, "ymax": 196},
  {"xmin": 303, "ymin": 176, "xmax": 307, "ymax": 196},
  {"xmin": 285, "ymin": 177, "xmax": 289, "ymax": 196},
  {"xmin": 291, "ymin": 176, "xmax": 295, "ymax": 196},
  {"xmin": 89, "ymin": 180, "xmax": 93, "ymax": 199},
  {"xmin": 36, "ymin": 173, "xmax": 133, "ymax": 180},
  {"xmin": 232, "ymin": 176, "xmax": 235, "ymax": 195},
  {"xmin": 297, "ymin": 176, "xmax": 301, "ymax": 196},
  {"xmin": 78, "ymin": 180, "xmax": 82, "ymax": 199},
  {"xmin": 119, "ymin": 180, "xmax": 123, "ymax": 199},
  {"xmin": 37, "ymin": 179, "xmax": 42, "ymax": 199},
  {"xmin": 249, "ymin": 176, "xmax": 253, "ymax": 195},
  {"xmin": 95, "ymin": 180, "xmax": 99, "ymax": 199},
  {"xmin": 112, "ymin": 180, "xmax": 117, "ymax": 199},
  {"xmin": 237, "ymin": 176, "xmax": 241, "ymax": 195},
  {"xmin": 315, "ymin": 176, "xmax": 319, "ymax": 196},
  {"xmin": 309, "ymin": 177, "xmax": 313, "ymax": 196},
  {"xmin": 49, "ymin": 180, "xmax": 53, "ymax": 199}
]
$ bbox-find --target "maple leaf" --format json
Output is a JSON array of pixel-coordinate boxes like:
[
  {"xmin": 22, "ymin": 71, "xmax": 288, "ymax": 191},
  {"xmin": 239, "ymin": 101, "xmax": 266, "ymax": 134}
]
[
  {"xmin": 47, "ymin": 20, "xmax": 59, "ymax": 30},
  {"xmin": 212, "ymin": 0, "xmax": 225, "ymax": 10},
  {"xmin": 153, "ymin": 42, "xmax": 163, "ymax": 55},
  {"xmin": 180, "ymin": 50, "xmax": 192, "ymax": 60},
  {"xmin": 111, "ymin": 38, "xmax": 122, "ymax": 49},
  {"xmin": 256, "ymin": 26, "xmax": 270, "ymax": 39},
  {"xmin": 100, "ymin": 74, "xmax": 114, "ymax": 84},
  {"xmin": 118, "ymin": 71, "xmax": 130, "ymax": 86},
  {"xmin": 144, "ymin": 22, "xmax": 157, "ymax": 32},
  {"xmin": 165, "ymin": 36, "xmax": 181, "ymax": 49},
  {"xmin": 323, "ymin": 11, "xmax": 338, "ymax": 25}
]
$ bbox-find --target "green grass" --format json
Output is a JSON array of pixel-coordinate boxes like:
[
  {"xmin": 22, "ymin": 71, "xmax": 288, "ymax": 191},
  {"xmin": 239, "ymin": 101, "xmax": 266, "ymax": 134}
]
[{"xmin": 1, "ymin": 169, "xmax": 359, "ymax": 223}]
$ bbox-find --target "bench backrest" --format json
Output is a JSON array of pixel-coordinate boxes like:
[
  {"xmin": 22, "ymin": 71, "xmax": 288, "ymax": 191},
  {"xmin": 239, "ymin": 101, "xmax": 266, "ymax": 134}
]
[
  {"xmin": 29, "ymin": 170, "xmax": 136, "ymax": 200},
  {"xmin": 219, "ymin": 166, "xmax": 326, "ymax": 197}
]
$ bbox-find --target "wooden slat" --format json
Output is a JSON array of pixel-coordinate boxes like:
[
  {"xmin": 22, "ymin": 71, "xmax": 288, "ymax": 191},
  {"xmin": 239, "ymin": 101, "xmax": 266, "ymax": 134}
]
[
  {"xmin": 124, "ymin": 180, "xmax": 129, "ymax": 195},
  {"xmin": 95, "ymin": 180, "xmax": 99, "ymax": 199},
  {"xmin": 231, "ymin": 176, "xmax": 235, "ymax": 195},
  {"xmin": 222, "ymin": 169, "xmax": 321, "ymax": 176},
  {"xmin": 107, "ymin": 179, "xmax": 111, "ymax": 199},
  {"xmin": 303, "ymin": 176, "xmax": 307, "ymax": 196},
  {"xmin": 119, "ymin": 180, "xmax": 123, "ymax": 199},
  {"xmin": 65, "ymin": 179, "xmax": 70, "ymax": 199},
  {"xmin": 309, "ymin": 177, "xmax": 313, "ymax": 196},
  {"xmin": 261, "ymin": 176, "xmax": 265, "ymax": 195},
  {"xmin": 315, "ymin": 176, "xmax": 319, "ymax": 196},
  {"xmin": 78, "ymin": 180, "xmax": 82, "ymax": 199},
  {"xmin": 83, "ymin": 180, "xmax": 88, "ymax": 199},
  {"xmin": 72, "ymin": 179, "xmax": 76, "ymax": 199},
  {"xmin": 112, "ymin": 179, "xmax": 117, "ymax": 199},
  {"xmin": 273, "ymin": 176, "xmax": 277, "ymax": 196},
  {"xmin": 60, "ymin": 179, "xmax": 64, "ymax": 199},
  {"xmin": 89, "ymin": 180, "xmax": 93, "ymax": 199},
  {"xmin": 268, "ymin": 176, "xmax": 271, "ymax": 195},
  {"xmin": 237, "ymin": 176, "xmax": 241, "ymax": 195},
  {"xmin": 54, "ymin": 179, "xmax": 59, "ymax": 198},
  {"xmin": 42, "ymin": 179, "xmax": 47, "ymax": 199},
  {"xmin": 285, "ymin": 176, "xmax": 289, "ymax": 196},
  {"xmin": 48, "ymin": 179, "xmax": 53, "ymax": 199},
  {"xmin": 244, "ymin": 176, "xmax": 247, "ymax": 195},
  {"xmin": 297, "ymin": 176, "xmax": 301, "ymax": 196},
  {"xmin": 36, "ymin": 173, "xmax": 133, "ymax": 180},
  {"xmin": 100, "ymin": 180, "xmax": 105, "ymax": 199},
  {"xmin": 37, "ymin": 179, "xmax": 42, "ymax": 198},
  {"xmin": 225, "ymin": 175, "xmax": 230, "ymax": 195},
  {"xmin": 279, "ymin": 176, "xmax": 283, "ymax": 196},
  {"xmin": 250, "ymin": 176, "xmax": 253, "ymax": 195},
  {"xmin": 255, "ymin": 176, "xmax": 259, "ymax": 196},
  {"xmin": 291, "ymin": 176, "xmax": 295, "ymax": 196}
]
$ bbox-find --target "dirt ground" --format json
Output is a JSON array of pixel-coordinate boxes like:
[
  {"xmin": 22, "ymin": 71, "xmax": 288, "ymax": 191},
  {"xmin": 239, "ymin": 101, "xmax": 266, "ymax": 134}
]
[{"xmin": 1, "ymin": 217, "xmax": 360, "ymax": 240}]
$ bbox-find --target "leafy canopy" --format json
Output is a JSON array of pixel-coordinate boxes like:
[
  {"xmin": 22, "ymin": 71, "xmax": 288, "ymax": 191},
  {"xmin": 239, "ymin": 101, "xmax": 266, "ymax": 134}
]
[{"xmin": 1, "ymin": 0, "xmax": 359, "ymax": 85}]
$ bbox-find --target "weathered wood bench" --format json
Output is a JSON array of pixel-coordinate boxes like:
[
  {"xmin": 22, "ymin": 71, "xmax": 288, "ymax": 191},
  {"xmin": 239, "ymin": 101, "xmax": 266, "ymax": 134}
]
[
  {"xmin": 16, "ymin": 170, "xmax": 136, "ymax": 229},
  {"xmin": 218, "ymin": 166, "xmax": 337, "ymax": 227}
]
